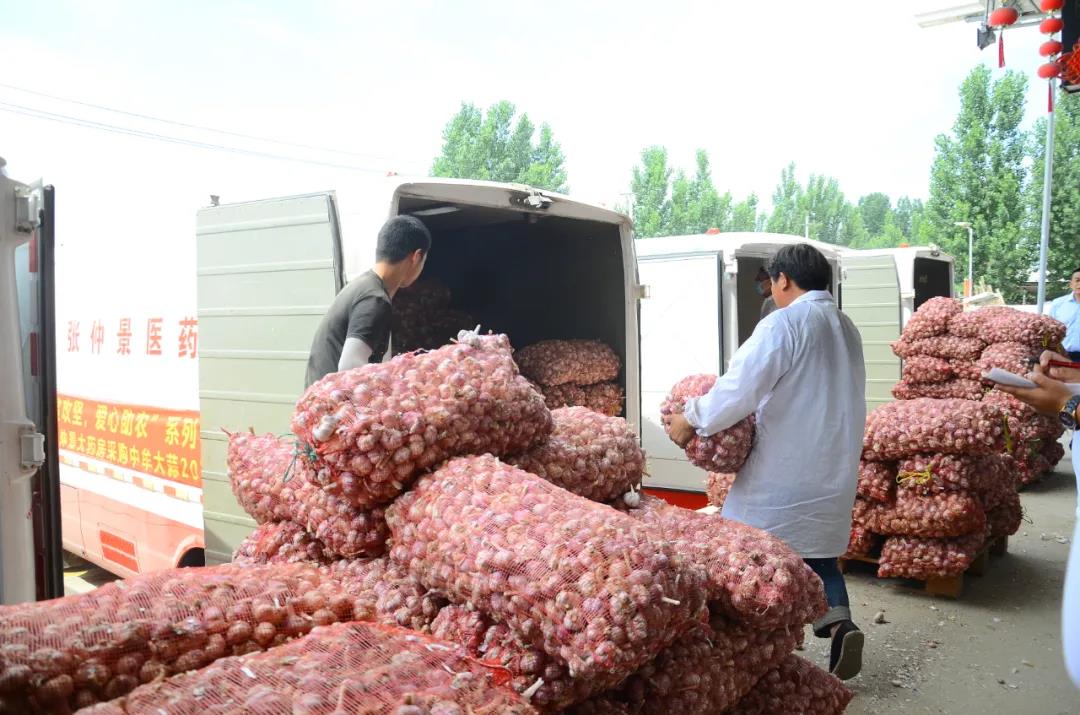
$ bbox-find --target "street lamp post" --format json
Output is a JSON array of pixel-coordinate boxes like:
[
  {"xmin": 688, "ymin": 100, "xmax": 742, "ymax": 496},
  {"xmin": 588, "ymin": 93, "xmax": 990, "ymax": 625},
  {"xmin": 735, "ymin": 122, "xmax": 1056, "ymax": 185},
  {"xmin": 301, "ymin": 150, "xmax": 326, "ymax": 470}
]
[{"xmin": 955, "ymin": 221, "xmax": 974, "ymax": 297}]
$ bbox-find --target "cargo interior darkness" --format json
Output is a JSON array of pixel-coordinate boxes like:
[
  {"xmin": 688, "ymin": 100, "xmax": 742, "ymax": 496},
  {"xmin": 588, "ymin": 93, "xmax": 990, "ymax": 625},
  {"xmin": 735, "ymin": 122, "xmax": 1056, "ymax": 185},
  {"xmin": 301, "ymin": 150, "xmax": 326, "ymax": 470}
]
[
  {"xmin": 398, "ymin": 199, "xmax": 628, "ymax": 389},
  {"xmin": 913, "ymin": 256, "xmax": 953, "ymax": 309}
]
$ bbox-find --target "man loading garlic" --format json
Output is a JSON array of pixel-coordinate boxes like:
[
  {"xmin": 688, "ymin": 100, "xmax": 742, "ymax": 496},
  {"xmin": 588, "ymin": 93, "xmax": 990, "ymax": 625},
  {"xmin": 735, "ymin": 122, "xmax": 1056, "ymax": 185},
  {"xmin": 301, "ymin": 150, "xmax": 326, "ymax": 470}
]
[
  {"xmin": 305, "ymin": 215, "xmax": 431, "ymax": 388},
  {"xmin": 665, "ymin": 243, "xmax": 867, "ymax": 680}
]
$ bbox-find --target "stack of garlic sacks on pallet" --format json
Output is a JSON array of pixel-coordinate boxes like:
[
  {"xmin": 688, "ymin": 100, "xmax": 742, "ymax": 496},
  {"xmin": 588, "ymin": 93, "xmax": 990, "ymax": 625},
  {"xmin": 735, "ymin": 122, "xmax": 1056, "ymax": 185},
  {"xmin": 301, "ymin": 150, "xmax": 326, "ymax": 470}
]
[
  {"xmin": 517, "ymin": 339, "xmax": 626, "ymax": 417},
  {"xmin": 0, "ymin": 328, "xmax": 852, "ymax": 714},
  {"xmin": 848, "ymin": 298, "xmax": 1066, "ymax": 581}
]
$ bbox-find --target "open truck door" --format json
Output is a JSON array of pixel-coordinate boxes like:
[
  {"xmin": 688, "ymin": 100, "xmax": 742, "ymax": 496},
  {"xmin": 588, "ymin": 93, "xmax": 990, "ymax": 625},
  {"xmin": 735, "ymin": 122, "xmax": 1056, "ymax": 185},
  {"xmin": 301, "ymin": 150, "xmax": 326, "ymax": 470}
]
[
  {"xmin": 1, "ymin": 159, "xmax": 62, "ymax": 604},
  {"xmin": 841, "ymin": 253, "xmax": 902, "ymax": 413},
  {"xmin": 636, "ymin": 247, "xmax": 723, "ymax": 499},
  {"xmin": 197, "ymin": 193, "xmax": 344, "ymax": 566}
]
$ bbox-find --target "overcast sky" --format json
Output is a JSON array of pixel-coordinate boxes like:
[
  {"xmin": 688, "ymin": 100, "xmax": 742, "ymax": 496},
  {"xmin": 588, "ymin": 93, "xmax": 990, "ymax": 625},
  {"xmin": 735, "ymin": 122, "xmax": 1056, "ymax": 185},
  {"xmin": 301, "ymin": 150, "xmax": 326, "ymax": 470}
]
[{"xmin": 0, "ymin": 0, "xmax": 1062, "ymax": 214}]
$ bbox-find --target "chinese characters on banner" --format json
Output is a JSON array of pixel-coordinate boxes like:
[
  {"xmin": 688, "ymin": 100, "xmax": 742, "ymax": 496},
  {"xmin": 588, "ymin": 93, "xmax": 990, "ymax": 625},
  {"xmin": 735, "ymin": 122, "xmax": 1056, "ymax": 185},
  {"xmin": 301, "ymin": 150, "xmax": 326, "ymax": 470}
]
[
  {"xmin": 56, "ymin": 394, "xmax": 201, "ymax": 487},
  {"xmin": 66, "ymin": 316, "xmax": 198, "ymax": 358}
]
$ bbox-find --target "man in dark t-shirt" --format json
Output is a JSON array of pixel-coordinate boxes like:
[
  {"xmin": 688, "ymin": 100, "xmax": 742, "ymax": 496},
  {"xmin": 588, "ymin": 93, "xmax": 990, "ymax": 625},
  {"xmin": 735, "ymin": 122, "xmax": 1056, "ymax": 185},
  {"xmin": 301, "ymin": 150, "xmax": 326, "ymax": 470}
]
[{"xmin": 305, "ymin": 215, "xmax": 431, "ymax": 387}]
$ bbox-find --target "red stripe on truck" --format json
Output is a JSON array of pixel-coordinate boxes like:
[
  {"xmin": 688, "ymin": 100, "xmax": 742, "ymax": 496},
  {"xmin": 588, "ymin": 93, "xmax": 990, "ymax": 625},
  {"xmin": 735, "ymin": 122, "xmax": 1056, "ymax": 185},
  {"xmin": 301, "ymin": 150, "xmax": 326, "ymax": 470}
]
[
  {"xmin": 28, "ymin": 232, "xmax": 38, "ymax": 274},
  {"xmin": 644, "ymin": 487, "xmax": 708, "ymax": 511},
  {"xmin": 99, "ymin": 529, "xmax": 137, "ymax": 557},
  {"xmin": 102, "ymin": 545, "xmax": 139, "ymax": 572}
]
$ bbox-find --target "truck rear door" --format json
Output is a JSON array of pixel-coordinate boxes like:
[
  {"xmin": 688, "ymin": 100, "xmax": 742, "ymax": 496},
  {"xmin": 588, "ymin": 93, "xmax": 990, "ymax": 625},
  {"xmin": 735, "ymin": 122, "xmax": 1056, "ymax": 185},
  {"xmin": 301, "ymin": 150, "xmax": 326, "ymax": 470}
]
[
  {"xmin": 637, "ymin": 249, "xmax": 723, "ymax": 492},
  {"xmin": 841, "ymin": 254, "xmax": 902, "ymax": 413},
  {"xmin": 197, "ymin": 193, "xmax": 343, "ymax": 565}
]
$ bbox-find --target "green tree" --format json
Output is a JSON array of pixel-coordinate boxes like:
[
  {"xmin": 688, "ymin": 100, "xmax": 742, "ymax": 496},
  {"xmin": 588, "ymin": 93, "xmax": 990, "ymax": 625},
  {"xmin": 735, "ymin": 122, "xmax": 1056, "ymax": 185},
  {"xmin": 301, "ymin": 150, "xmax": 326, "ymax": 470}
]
[
  {"xmin": 731, "ymin": 194, "xmax": 760, "ymax": 232},
  {"xmin": 858, "ymin": 193, "xmax": 892, "ymax": 237},
  {"xmin": 926, "ymin": 66, "xmax": 1031, "ymax": 301},
  {"xmin": 801, "ymin": 174, "xmax": 847, "ymax": 244},
  {"xmin": 630, "ymin": 146, "xmax": 673, "ymax": 237},
  {"xmin": 893, "ymin": 196, "xmax": 926, "ymax": 240},
  {"xmin": 1028, "ymin": 92, "xmax": 1080, "ymax": 297},
  {"xmin": 766, "ymin": 163, "xmax": 804, "ymax": 235},
  {"xmin": 432, "ymin": 101, "xmax": 568, "ymax": 192}
]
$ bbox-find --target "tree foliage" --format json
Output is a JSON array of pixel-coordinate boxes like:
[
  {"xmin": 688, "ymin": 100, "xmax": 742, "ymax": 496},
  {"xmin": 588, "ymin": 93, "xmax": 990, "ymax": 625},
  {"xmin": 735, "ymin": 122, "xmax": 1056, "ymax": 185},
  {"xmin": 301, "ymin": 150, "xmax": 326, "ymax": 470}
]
[
  {"xmin": 926, "ymin": 66, "xmax": 1031, "ymax": 301},
  {"xmin": 431, "ymin": 101, "xmax": 568, "ymax": 192}
]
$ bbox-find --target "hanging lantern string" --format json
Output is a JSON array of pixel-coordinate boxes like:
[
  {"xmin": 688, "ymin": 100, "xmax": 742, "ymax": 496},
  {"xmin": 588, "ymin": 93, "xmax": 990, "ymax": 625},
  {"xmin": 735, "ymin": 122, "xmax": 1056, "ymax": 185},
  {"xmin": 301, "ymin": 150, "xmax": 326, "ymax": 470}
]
[{"xmin": 989, "ymin": 5, "xmax": 1021, "ymax": 68}]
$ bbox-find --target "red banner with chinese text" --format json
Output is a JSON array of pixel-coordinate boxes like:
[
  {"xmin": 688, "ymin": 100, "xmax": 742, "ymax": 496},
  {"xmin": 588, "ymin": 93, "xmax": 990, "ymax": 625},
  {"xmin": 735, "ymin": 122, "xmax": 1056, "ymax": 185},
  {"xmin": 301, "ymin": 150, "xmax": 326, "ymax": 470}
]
[{"xmin": 57, "ymin": 394, "xmax": 201, "ymax": 488}]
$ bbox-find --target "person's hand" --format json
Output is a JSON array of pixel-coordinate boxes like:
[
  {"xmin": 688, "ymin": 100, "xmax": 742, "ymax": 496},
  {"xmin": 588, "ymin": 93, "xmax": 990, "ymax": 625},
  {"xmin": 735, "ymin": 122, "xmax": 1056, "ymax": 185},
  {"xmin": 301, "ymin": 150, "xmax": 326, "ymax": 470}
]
[
  {"xmin": 1037, "ymin": 350, "xmax": 1080, "ymax": 383},
  {"xmin": 664, "ymin": 413, "xmax": 696, "ymax": 448},
  {"xmin": 996, "ymin": 371, "xmax": 1075, "ymax": 417}
]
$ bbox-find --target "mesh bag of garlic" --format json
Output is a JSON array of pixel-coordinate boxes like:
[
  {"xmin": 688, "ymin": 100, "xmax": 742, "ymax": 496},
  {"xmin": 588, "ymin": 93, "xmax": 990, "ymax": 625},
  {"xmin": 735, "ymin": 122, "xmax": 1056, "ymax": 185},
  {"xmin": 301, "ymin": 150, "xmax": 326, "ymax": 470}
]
[
  {"xmin": 291, "ymin": 332, "xmax": 552, "ymax": 509},
  {"xmin": 862, "ymin": 398, "xmax": 1005, "ymax": 461},
  {"xmin": 876, "ymin": 530, "xmax": 989, "ymax": 580},
  {"xmin": 232, "ymin": 521, "xmax": 329, "ymax": 566},
  {"xmin": 614, "ymin": 494, "xmax": 827, "ymax": 630},
  {"xmin": 853, "ymin": 490, "xmax": 987, "ymax": 539},
  {"xmin": 891, "ymin": 378, "xmax": 985, "ymax": 401},
  {"xmin": 515, "ymin": 339, "xmax": 621, "ymax": 387},
  {"xmin": 538, "ymin": 382, "xmax": 624, "ymax": 417},
  {"xmin": 705, "ymin": 471, "xmax": 735, "ymax": 509},
  {"xmin": 892, "ymin": 334, "xmax": 986, "ymax": 361},
  {"xmin": 386, "ymin": 455, "xmax": 708, "ymax": 685},
  {"xmin": 727, "ymin": 654, "xmax": 853, "ymax": 715},
  {"xmin": 0, "ymin": 563, "xmax": 359, "ymax": 714},
  {"xmin": 902, "ymin": 296, "xmax": 961, "ymax": 340},
  {"xmin": 77, "ymin": 622, "xmax": 536, "ymax": 715},
  {"xmin": 856, "ymin": 460, "xmax": 896, "ymax": 503},
  {"xmin": 508, "ymin": 407, "xmax": 644, "ymax": 503},
  {"xmin": 326, "ymin": 557, "xmax": 445, "ymax": 633},
  {"xmin": 227, "ymin": 431, "xmax": 389, "ymax": 558},
  {"xmin": 900, "ymin": 355, "xmax": 953, "ymax": 384},
  {"xmin": 661, "ymin": 374, "xmax": 755, "ymax": 473},
  {"xmin": 949, "ymin": 306, "xmax": 1066, "ymax": 348},
  {"xmin": 846, "ymin": 525, "xmax": 880, "ymax": 557}
]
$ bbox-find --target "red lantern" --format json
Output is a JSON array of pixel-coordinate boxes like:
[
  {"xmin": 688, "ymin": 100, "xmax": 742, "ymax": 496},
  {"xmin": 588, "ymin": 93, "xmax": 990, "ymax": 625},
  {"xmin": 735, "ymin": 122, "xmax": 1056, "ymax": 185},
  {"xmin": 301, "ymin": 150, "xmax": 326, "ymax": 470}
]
[
  {"xmin": 1041, "ymin": 17, "xmax": 1065, "ymax": 34},
  {"xmin": 1041, "ymin": 40, "xmax": 1064, "ymax": 56},
  {"xmin": 1039, "ymin": 62, "xmax": 1062, "ymax": 78},
  {"xmin": 989, "ymin": 6, "xmax": 1021, "ymax": 67},
  {"xmin": 988, "ymin": 6, "xmax": 1020, "ymax": 26},
  {"xmin": 1041, "ymin": 0, "xmax": 1065, "ymax": 11}
]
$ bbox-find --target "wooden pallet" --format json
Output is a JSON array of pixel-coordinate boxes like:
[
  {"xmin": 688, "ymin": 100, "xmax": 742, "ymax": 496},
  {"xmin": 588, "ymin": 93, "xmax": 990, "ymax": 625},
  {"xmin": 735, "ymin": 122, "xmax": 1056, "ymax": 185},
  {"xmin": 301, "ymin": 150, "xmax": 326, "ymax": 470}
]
[{"xmin": 839, "ymin": 536, "xmax": 1007, "ymax": 599}]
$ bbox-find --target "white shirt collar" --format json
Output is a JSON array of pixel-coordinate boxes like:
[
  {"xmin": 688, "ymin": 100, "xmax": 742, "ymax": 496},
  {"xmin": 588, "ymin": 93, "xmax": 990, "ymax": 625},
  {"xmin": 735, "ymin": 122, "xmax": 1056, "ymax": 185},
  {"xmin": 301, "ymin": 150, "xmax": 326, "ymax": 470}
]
[{"xmin": 789, "ymin": 290, "xmax": 834, "ymax": 307}]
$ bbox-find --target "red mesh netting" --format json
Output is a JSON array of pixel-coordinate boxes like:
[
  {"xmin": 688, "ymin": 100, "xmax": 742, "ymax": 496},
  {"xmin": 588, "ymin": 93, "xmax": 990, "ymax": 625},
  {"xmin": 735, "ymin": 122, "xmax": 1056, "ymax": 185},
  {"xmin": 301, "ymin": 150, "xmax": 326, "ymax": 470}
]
[
  {"xmin": 614, "ymin": 494, "xmax": 826, "ymax": 629},
  {"xmin": 706, "ymin": 472, "xmax": 734, "ymax": 509},
  {"xmin": 901, "ymin": 297, "xmax": 961, "ymax": 340},
  {"xmin": 328, "ymin": 558, "xmax": 446, "ymax": 633},
  {"xmin": 660, "ymin": 375, "xmax": 755, "ymax": 473},
  {"xmin": 515, "ymin": 340, "xmax": 621, "ymax": 387},
  {"xmin": 582, "ymin": 616, "xmax": 801, "ymax": 715},
  {"xmin": 853, "ymin": 491, "xmax": 986, "ymax": 538},
  {"xmin": 950, "ymin": 359, "xmax": 984, "ymax": 382},
  {"xmin": 877, "ymin": 530, "xmax": 988, "ymax": 580},
  {"xmin": 896, "ymin": 453, "xmax": 1016, "ymax": 511},
  {"xmin": 901, "ymin": 355, "xmax": 953, "ymax": 384},
  {"xmin": 227, "ymin": 431, "xmax": 389, "ymax": 558},
  {"xmin": 1041, "ymin": 438, "xmax": 1066, "ymax": 468},
  {"xmin": 978, "ymin": 342, "xmax": 1037, "ymax": 376},
  {"xmin": 891, "ymin": 335, "xmax": 985, "ymax": 361},
  {"xmin": 385, "ymin": 456, "xmax": 708, "ymax": 682},
  {"xmin": 891, "ymin": 378, "xmax": 986, "ymax": 401},
  {"xmin": 857, "ymin": 461, "xmax": 896, "ymax": 503},
  {"xmin": 949, "ymin": 307, "xmax": 1066, "ymax": 348},
  {"xmin": 862, "ymin": 398, "xmax": 1005, "ymax": 461},
  {"xmin": 508, "ymin": 407, "xmax": 644, "ymax": 503},
  {"xmin": 537, "ymin": 382, "xmax": 624, "ymax": 417},
  {"xmin": 727, "ymin": 654, "xmax": 853, "ymax": 715},
  {"xmin": 0, "ymin": 563, "xmax": 358, "ymax": 713},
  {"xmin": 987, "ymin": 492, "xmax": 1023, "ymax": 538},
  {"xmin": 983, "ymin": 389, "xmax": 1063, "ymax": 443},
  {"xmin": 78, "ymin": 621, "xmax": 536, "ymax": 715},
  {"xmin": 232, "ymin": 522, "xmax": 329, "ymax": 566},
  {"xmin": 846, "ymin": 525, "xmax": 880, "ymax": 557},
  {"xmin": 291, "ymin": 332, "xmax": 552, "ymax": 509},
  {"xmin": 430, "ymin": 605, "xmax": 597, "ymax": 711}
]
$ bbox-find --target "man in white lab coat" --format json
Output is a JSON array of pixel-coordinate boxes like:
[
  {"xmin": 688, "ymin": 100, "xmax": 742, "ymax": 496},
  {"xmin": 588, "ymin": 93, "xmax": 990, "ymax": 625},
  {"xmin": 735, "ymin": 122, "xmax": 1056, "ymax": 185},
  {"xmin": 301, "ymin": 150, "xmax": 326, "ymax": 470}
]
[{"xmin": 666, "ymin": 243, "xmax": 867, "ymax": 680}]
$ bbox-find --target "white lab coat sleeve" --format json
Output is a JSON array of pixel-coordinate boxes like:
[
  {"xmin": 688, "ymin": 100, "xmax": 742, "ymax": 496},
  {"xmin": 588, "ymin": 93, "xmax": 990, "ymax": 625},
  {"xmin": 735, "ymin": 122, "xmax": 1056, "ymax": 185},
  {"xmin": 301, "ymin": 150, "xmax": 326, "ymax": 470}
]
[
  {"xmin": 683, "ymin": 315, "xmax": 794, "ymax": 436},
  {"xmin": 1065, "ymin": 432, "xmax": 1080, "ymax": 690}
]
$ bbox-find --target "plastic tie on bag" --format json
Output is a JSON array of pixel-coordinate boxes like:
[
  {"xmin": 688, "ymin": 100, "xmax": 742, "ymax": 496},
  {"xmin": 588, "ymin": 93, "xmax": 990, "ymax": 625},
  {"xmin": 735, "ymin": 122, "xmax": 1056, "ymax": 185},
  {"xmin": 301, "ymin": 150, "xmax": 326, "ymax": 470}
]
[{"xmin": 897, "ymin": 468, "xmax": 932, "ymax": 486}]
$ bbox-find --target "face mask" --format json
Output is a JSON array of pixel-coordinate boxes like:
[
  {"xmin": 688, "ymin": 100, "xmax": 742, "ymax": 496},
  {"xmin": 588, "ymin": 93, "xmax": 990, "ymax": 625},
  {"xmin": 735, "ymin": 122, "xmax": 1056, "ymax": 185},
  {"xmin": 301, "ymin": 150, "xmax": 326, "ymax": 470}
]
[{"xmin": 755, "ymin": 282, "xmax": 766, "ymax": 296}]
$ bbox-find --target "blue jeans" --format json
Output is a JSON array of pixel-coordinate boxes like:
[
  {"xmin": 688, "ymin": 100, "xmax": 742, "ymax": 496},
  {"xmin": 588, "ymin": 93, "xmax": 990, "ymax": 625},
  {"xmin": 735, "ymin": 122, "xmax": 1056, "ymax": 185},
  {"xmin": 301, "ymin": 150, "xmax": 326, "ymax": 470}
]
[{"xmin": 804, "ymin": 557, "xmax": 852, "ymax": 637}]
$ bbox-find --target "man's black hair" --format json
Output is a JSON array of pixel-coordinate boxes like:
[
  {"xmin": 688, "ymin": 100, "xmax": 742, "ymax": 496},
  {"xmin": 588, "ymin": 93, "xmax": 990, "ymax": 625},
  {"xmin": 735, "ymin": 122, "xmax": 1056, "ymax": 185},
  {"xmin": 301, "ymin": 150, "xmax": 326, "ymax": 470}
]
[
  {"xmin": 767, "ymin": 243, "xmax": 831, "ymax": 291},
  {"xmin": 376, "ymin": 215, "xmax": 432, "ymax": 263},
  {"xmin": 755, "ymin": 266, "xmax": 770, "ymax": 282},
  {"xmin": 1072, "ymin": 266, "xmax": 1080, "ymax": 278}
]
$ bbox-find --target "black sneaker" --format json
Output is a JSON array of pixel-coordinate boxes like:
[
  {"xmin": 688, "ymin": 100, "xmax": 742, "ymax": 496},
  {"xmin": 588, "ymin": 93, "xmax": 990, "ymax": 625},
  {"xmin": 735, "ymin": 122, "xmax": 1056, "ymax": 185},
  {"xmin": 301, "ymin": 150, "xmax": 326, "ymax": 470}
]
[{"xmin": 830, "ymin": 621, "xmax": 864, "ymax": 680}]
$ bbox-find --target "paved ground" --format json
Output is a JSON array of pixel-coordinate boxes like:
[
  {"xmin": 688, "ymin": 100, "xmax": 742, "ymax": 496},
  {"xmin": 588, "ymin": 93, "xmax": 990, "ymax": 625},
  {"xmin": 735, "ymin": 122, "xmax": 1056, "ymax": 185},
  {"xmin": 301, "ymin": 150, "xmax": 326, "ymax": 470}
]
[
  {"xmin": 62, "ymin": 552, "xmax": 118, "ymax": 595},
  {"xmin": 805, "ymin": 450, "xmax": 1079, "ymax": 715}
]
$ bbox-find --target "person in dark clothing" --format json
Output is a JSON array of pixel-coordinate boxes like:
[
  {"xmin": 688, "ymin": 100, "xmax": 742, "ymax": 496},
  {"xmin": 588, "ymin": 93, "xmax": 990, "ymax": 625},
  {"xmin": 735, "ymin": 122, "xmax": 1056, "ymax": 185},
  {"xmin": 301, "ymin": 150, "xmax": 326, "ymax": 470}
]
[{"xmin": 305, "ymin": 215, "xmax": 431, "ymax": 387}]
